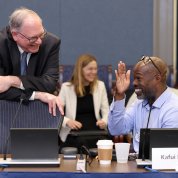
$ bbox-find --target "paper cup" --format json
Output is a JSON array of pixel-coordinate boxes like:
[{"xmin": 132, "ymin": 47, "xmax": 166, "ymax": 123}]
[
  {"xmin": 115, "ymin": 143, "xmax": 130, "ymax": 163},
  {"xmin": 97, "ymin": 140, "xmax": 113, "ymax": 165}
]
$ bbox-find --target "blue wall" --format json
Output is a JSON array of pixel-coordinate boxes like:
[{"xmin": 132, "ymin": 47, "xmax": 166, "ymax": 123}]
[
  {"xmin": 0, "ymin": 0, "xmax": 153, "ymax": 75},
  {"xmin": 60, "ymin": 0, "xmax": 153, "ymax": 68},
  {"xmin": 0, "ymin": 0, "xmax": 61, "ymax": 36}
]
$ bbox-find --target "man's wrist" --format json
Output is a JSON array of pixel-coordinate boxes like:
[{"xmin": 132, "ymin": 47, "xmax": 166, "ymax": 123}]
[
  {"xmin": 7, "ymin": 76, "xmax": 21, "ymax": 88},
  {"xmin": 114, "ymin": 90, "xmax": 125, "ymax": 100},
  {"xmin": 34, "ymin": 91, "xmax": 42, "ymax": 100}
]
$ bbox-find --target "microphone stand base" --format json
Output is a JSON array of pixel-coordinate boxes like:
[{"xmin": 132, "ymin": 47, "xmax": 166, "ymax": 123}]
[{"xmin": 136, "ymin": 159, "xmax": 152, "ymax": 168}]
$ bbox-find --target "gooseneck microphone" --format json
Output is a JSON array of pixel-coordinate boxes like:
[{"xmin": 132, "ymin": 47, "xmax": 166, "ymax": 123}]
[
  {"xmin": 141, "ymin": 105, "xmax": 152, "ymax": 161},
  {"xmin": 3, "ymin": 93, "xmax": 27, "ymax": 160},
  {"xmin": 76, "ymin": 145, "xmax": 94, "ymax": 172}
]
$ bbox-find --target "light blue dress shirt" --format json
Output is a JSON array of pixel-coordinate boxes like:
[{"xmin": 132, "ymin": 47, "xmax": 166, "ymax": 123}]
[{"xmin": 108, "ymin": 88, "xmax": 178, "ymax": 153}]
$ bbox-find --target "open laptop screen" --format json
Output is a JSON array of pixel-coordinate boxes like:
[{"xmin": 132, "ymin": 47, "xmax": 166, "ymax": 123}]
[
  {"xmin": 138, "ymin": 128, "xmax": 150, "ymax": 160},
  {"xmin": 10, "ymin": 128, "xmax": 59, "ymax": 160},
  {"xmin": 149, "ymin": 128, "xmax": 178, "ymax": 159},
  {"xmin": 10, "ymin": 114, "xmax": 64, "ymax": 160}
]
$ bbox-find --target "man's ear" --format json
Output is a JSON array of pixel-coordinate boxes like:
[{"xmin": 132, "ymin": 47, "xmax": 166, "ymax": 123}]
[
  {"xmin": 11, "ymin": 31, "xmax": 18, "ymax": 41},
  {"xmin": 155, "ymin": 74, "xmax": 161, "ymax": 81}
]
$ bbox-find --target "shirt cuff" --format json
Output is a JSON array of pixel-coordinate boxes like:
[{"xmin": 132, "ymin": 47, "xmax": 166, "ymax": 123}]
[
  {"xmin": 29, "ymin": 91, "xmax": 35, "ymax": 100},
  {"xmin": 20, "ymin": 82, "xmax": 25, "ymax": 90},
  {"xmin": 110, "ymin": 97, "xmax": 125, "ymax": 111}
]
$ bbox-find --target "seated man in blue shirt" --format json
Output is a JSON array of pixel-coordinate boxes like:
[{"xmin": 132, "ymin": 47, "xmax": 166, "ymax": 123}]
[{"xmin": 108, "ymin": 56, "xmax": 178, "ymax": 153}]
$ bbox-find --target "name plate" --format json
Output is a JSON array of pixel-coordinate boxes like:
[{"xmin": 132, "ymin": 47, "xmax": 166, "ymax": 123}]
[{"xmin": 152, "ymin": 148, "xmax": 178, "ymax": 170}]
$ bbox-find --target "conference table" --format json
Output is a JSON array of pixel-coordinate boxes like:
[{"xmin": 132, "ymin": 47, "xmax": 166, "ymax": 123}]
[{"xmin": 0, "ymin": 155, "xmax": 178, "ymax": 178}]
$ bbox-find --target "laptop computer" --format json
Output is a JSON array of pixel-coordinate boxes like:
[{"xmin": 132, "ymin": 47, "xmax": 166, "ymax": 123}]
[
  {"xmin": 11, "ymin": 128, "xmax": 58, "ymax": 158},
  {"xmin": 0, "ymin": 115, "xmax": 64, "ymax": 167},
  {"xmin": 136, "ymin": 128, "xmax": 178, "ymax": 168},
  {"xmin": 7, "ymin": 128, "xmax": 59, "ymax": 167},
  {"xmin": 136, "ymin": 128, "xmax": 152, "ymax": 167}
]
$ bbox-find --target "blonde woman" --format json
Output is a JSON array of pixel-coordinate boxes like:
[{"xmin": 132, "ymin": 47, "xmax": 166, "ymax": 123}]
[{"xmin": 59, "ymin": 54, "xmax": 109, "ymax": 150}]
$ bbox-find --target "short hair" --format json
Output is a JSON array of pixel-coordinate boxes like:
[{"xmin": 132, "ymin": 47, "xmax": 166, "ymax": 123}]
[
  {"xmin": 70, "ymin": 54, "xmax": 98, "ymax": 97},
  {"xmin": 9, "ymin": 7, "xmax": 42, "ymax": 31},
  {"xmin": 136, "ymin": 56, "xmax": 168, "ymax": 84}
]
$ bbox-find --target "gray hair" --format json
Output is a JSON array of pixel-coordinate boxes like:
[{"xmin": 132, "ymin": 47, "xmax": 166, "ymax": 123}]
[{"xmin": 9, "ymin": 7, "xmax": 42, "ymax": 31}]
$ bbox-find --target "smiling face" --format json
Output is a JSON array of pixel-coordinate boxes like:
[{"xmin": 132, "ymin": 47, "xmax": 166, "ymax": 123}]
[
  {"xmin": 11, "ymin": 15, "xmax": 45, "ymax": 53},
  {"xmin": 70, "ymin": 54, "xmax": 98, "ymax": 96},
  {"xmin": 133, "ymin": 62, "xmax": 159, "ymax": 101},
  {"xmin": 133, "ymin": 56, "xmax": 168, "ymax": 105},
  {"xmin": 82, "ymin": 60, "xmax": 98, "ymax": 85}
]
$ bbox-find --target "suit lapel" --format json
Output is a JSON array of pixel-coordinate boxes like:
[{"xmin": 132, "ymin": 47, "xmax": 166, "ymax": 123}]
[
  {"xmin": 6, "ymin": 27, "xmax": 21, "ymax": 75},
  {"xmin": 8, "ymin": 41, "xmax": 20, "ymax": 75},
  {"xmin": 70, "ymin": 86, "xmax": 77, "ymax": 118},
  {"xmin": 93, "ymin": 84, "xmax": 100, "ymax": 115}
]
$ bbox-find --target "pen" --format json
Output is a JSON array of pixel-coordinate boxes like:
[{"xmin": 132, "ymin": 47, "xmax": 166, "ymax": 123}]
[{"xmin": 144, "ymin": 166, "xmax": 159, "ymax": 172}]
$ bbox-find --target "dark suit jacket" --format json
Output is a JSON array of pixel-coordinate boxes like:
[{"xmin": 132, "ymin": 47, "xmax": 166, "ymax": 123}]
[{"xmin": 0, "ymin": 26, "xmax": 61, "ymax": 100}]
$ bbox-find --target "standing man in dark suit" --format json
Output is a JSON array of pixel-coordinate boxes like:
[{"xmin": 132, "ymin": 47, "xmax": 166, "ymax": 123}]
[{"xmin": 0, "ymin": 7, "xmax": 63, "ymax": 115}]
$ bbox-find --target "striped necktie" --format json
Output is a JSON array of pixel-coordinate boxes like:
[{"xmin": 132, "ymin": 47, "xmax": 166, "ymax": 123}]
[{"xmin": 20, "ymin": 52, "xmax": 28, "ymax": 75}]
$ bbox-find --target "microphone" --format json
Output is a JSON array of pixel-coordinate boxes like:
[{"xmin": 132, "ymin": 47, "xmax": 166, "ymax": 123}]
[
  {"xmin": 76, "ymin": 145, "xmax": 90, "ymax": 173},
  {"xmin": 76, "ymin": 145, "xmax": 95, "ymax": 172},
  {"xmin": 141, "ymin": 106, "xmax": 152, "ymax": 161},
  {"xmin": 76, "ymin": 148, "xmax": 86, "ymax": 173},
  {"xmin": 3, "ymin": 92, "xmax": 27, "ymax": 160}
]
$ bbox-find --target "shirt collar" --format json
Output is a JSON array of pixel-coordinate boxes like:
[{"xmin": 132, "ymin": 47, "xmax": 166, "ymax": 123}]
[
  {"xmin": 142, "ymin": 87, "xmax": 170, "ymax": 109},
  {"xmin": 17, "ymin": 45, "xmax": 24, "ymax": 54}
]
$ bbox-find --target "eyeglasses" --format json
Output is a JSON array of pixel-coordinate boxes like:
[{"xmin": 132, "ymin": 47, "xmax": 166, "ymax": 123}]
[
  {"xmin": 17, "ymin": 28, "xmax": 47, "ymax": 43},
  {"xmin": 139, "ymin": 56, "xmax": 161, "ymax": 74}
]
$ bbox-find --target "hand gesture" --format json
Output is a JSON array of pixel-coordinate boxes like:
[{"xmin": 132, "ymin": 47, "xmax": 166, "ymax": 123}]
[{"xmin": 115, "ymin": 61, "xmax": 131, "ymax": 95}]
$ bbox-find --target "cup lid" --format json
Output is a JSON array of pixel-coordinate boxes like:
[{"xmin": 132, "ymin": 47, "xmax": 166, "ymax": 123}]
[{"xmin": 97, "ymin": 140, "xmax": 113, "ymax": 146}]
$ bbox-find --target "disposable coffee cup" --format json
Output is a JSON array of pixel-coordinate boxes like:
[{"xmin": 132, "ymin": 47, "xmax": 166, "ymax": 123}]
[
  {"xmin": 97, "ymin": 140, "xmax": 113, "ymax": 165},
  {"xmin": 115, "ymin": 143, "xmax": 130, "ymax": 163}
]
